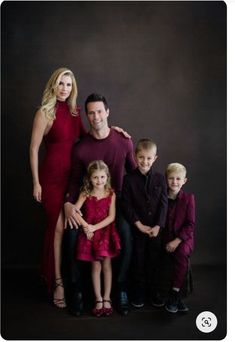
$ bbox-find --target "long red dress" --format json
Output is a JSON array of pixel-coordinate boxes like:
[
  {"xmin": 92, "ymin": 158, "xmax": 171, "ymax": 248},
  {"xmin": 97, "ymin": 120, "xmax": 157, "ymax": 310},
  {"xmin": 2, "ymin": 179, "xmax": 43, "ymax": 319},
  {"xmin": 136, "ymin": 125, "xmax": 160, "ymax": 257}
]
[
  {"xmin": 39, "ymin": 100, "xmax": 86, "ymax": 293},
  {"xmin": 76, "ymin": 193, "xmax": 121, "ymax": 261}
]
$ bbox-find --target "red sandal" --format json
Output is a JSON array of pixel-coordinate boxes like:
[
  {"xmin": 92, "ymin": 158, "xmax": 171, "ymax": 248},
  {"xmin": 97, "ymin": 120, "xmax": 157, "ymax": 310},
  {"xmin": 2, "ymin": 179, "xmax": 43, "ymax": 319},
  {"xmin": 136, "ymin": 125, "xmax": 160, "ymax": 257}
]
[
  {"xmin": 92, "ymin": 300, "xmax": 103, "ymax": 317},
  {"xmin": 103, "ymin": 299, "xmax": 113, "ymax": 316}
]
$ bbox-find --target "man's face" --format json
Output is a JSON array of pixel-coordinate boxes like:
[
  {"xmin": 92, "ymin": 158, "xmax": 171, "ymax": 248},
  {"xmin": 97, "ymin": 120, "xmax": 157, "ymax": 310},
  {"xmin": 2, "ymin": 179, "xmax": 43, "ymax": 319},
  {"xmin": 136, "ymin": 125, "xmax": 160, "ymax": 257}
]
[{"xmin": 86, "ymin": 101, "xmax": 109, "ymax": 132}]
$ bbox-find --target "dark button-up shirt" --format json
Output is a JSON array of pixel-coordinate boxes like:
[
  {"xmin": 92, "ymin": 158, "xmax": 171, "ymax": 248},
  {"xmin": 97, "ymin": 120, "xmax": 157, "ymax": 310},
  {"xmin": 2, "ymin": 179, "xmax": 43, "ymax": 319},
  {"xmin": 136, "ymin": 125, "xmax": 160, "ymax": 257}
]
[{"xmin": 121, "ymin": 168, "xmax": 168, "ymax": 227}]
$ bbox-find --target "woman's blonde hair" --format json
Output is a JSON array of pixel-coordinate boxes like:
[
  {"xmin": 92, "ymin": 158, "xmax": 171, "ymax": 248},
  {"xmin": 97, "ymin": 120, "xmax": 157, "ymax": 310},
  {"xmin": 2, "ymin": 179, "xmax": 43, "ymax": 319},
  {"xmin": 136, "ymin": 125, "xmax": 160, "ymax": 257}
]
[
  {"xmin": 166, "ymin": 162, "xmax": 187, "ymax": 177},
  {"xmin": 40, "ymin": 67, "xmax": 78, "ymax": 120},
  {"xmin": 82, "ymin": 160, "xmax": 112, "ymax": 196}
]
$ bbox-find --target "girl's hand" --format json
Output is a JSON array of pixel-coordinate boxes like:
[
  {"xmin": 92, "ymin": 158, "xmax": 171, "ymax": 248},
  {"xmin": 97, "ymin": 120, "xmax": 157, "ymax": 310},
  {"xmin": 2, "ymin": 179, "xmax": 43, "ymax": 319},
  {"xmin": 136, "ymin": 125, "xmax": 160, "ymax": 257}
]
[
  {"xmin": 86, "ymin": 231, "xmax": 94, "ymax": 240},
  {"xmin": 83, "ymin": 225, "xmax": 89, "ymax": 233},
  {"xmin": 111, "ymin": 126, "xmax": 131, "ymax": 139},
  {"xmin": 85, "ymin": 224, "xmax": 96, "ymax": 233},
  {"xmin": 33, "ymin": 183, "xmax": 42, "ymax": 202}
]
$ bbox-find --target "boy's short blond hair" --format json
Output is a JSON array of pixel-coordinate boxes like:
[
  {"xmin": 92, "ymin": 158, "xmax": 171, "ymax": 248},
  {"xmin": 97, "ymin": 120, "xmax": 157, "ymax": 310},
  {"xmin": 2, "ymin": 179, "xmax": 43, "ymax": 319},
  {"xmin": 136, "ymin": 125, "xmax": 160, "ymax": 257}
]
[
  {"xmin": 166, "ymin": 162, "xmax": 187, "ymax": 177},
  {"xmin": 135, "ymin": 138, "xmax": 157, "ymax": 155}
]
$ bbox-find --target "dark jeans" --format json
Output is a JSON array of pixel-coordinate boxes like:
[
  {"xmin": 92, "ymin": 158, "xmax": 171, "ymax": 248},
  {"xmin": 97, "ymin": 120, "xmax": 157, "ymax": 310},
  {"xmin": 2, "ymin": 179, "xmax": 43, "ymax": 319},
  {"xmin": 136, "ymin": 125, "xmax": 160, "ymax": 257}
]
[
  {"xmin": 65, "ymin": 197, "xmax": 133, "ymax": 295},
  {"xmin": 131, "ymin": 231, "xmax": 162, "ymax": 299}
]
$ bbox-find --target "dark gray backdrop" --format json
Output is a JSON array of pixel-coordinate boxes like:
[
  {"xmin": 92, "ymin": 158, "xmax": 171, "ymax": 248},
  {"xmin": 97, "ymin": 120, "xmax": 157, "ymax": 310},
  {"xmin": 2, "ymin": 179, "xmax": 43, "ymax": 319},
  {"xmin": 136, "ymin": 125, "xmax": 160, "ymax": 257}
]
[{"xmin": 2, "ymin": 1, "xmax": 226, "ymax": 270}]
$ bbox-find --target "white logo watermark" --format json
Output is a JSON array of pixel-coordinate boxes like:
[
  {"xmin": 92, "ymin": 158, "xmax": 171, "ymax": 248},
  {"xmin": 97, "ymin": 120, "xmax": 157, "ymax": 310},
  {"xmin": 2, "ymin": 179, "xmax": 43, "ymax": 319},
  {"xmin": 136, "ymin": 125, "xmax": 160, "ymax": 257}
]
[{"xmin": 196, "ymin": 311, "xmax": 218, "ymax": 333}]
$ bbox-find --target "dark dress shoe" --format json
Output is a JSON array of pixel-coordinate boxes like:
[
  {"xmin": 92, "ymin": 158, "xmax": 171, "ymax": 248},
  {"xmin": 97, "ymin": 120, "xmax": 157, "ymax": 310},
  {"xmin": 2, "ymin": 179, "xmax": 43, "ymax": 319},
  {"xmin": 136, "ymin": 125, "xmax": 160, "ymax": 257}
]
[
  {"xmin": 69, "ymin": 292, "xmax": 84, "ymax": 316},
  {"xmin": 117, "ymin": 291, "xmax": 129, "ymax": 316}
]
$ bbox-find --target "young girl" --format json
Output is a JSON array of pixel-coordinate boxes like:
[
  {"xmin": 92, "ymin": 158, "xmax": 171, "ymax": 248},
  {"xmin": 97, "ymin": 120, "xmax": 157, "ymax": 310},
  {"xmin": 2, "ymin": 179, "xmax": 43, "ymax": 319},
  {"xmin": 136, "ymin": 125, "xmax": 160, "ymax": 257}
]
[{"xmin": 74, "ymin": 160, "xmax": 121, "ymax": 317}]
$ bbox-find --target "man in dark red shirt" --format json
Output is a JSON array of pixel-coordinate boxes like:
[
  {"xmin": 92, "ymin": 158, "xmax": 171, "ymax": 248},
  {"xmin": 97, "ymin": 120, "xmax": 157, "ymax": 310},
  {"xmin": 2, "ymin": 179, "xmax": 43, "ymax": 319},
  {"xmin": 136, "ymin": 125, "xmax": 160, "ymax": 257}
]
[{"xmin": 64, "ymin": 93, "xmax": 136, "ymax": 316}]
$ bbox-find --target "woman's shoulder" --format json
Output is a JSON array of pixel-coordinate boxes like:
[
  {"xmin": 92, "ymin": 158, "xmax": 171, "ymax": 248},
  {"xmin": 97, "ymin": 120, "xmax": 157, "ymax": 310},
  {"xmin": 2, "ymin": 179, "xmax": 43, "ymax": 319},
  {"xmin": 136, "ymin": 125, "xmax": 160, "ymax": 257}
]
[{"xmin": 33, "ymin": 107, "xmax": 51, "ymax": 127}]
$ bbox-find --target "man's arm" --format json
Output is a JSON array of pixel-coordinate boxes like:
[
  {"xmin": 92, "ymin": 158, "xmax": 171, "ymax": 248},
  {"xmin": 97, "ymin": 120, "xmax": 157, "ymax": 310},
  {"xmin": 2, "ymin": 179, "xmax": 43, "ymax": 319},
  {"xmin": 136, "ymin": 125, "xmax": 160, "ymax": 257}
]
[{"xmin": 124, "ymin": 138, "xmax": 137, "ymax": 173}]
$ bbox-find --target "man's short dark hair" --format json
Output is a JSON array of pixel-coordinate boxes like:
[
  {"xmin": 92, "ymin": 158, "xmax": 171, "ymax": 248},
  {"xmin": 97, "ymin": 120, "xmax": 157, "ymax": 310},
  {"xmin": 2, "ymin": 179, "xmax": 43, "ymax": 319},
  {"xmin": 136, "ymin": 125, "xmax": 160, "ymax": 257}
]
[{"xmin": 85, "ymin": 93, "xmax": 109, "ymax": 113}]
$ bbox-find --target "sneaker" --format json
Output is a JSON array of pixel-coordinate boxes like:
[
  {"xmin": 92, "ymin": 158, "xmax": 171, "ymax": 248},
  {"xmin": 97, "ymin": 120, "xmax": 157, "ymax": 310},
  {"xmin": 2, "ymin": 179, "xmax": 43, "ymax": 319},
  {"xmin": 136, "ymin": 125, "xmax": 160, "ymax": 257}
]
[
  {"xmin": 152, "ymin": 293, "xmax": 165, "ymax": 307},
  {"xmin": 165, "ymin": 290, "xmax": 179, "ymax": 313},
  {"xmin": 177, "ymin": 299, "xmax": 189, "ymax": 312},
  {"xmin": 131, "ymin": 298, "xmax": 144, "ymax": 308}
]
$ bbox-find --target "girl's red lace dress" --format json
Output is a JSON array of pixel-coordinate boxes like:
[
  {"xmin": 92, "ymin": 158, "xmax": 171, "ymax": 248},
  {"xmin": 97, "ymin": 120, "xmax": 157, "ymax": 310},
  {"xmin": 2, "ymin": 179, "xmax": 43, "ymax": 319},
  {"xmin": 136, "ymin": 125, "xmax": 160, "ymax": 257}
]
[
  {"xmin": 76, "ymin": 193, "xmax": 121, "ymax": 261},
  {"xmin": 39, "ymin": 100, "xmax": 86, "ymax": 293}
]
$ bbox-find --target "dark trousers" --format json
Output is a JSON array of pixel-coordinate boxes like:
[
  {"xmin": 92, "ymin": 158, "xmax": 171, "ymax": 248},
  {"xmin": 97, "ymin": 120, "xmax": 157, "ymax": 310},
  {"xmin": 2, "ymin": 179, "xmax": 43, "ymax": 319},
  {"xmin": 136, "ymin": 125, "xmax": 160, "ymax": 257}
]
[
  {"xmin": 131, "ymin": 231, "xmax": 162, "ymax": 299},
  {"xmin": 65, "ymin": 198, "xmax": 133, "ymax": 295},
  {"xmin": 63, "ymin": 228, "xmax": 84, "ymax": 294},
  {"xmin": 115, "ymin": 198, "xmax": 133, "ymax": 291}
]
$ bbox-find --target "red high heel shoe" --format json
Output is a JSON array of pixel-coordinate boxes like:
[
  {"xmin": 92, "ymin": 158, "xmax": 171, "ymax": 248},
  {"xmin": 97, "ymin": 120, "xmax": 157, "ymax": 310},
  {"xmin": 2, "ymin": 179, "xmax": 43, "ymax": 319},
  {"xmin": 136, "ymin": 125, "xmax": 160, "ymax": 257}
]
[
  {"xmin": 103, "ymin": 299, "xmax": 113, "ymax": 316},
  {"xmin": 92, "ymin": 300, "xmax": 103, "ymax": 317}
]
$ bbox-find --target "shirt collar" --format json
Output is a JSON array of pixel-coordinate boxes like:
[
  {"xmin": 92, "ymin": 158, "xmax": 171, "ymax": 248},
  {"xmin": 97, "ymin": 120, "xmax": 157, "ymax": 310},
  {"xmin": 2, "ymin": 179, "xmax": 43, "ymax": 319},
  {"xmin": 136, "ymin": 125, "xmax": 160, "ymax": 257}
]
[
  {"xmin": 168, "ymin": 189, "xmax": 184, "ymax": 200},
  {"xmin": 136, "ymin": 167, "xmax": 153, "ymax": 178}
]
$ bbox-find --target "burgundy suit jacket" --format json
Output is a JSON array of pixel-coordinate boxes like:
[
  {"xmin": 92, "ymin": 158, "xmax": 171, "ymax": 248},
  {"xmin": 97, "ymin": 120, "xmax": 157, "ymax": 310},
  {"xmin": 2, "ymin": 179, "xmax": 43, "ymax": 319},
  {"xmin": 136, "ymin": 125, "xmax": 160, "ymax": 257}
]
[{"xmin": 163, "ymin": 190, "xmax": 195, "ymax": 251}]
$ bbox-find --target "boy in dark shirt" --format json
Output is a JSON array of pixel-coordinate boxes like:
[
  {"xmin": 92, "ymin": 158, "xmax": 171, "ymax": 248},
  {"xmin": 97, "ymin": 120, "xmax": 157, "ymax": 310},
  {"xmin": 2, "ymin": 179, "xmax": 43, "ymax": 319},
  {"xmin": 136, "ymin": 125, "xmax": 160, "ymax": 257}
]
[
  {"xmin": 122, "ymin": 138, "xmax": 168, "ymax": 308},
  {"xmin": 163, "ymin": 162, "xmax": 195, "ymax": 313}
]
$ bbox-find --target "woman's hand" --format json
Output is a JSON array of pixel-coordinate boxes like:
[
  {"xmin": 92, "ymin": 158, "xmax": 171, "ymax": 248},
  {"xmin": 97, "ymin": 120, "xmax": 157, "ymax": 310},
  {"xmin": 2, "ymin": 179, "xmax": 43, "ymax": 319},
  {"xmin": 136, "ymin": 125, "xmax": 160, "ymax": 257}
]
[
  {"xmin": 111, "ymin": 126, "xmax": 131, "ymax": 138},
  {"xmin": 33, "ymin": 183, "xmax": 42, "ymax": 202}
]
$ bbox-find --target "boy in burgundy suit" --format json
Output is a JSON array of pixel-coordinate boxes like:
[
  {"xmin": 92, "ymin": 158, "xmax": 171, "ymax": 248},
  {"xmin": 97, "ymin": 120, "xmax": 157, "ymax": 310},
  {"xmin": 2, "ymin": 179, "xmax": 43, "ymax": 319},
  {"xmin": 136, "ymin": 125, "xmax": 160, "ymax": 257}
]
[{"xmin": 163, "ymin": 163, "xmax": 195, "ymax": 313}]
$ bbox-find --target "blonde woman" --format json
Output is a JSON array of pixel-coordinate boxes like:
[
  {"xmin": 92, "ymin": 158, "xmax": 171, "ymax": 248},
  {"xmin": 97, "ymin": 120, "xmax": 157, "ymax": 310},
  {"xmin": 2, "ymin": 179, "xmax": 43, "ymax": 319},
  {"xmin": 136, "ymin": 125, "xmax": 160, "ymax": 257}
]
[{"xmin": 30, "ymin": 67, "xmax": 86, "ymax": 308}]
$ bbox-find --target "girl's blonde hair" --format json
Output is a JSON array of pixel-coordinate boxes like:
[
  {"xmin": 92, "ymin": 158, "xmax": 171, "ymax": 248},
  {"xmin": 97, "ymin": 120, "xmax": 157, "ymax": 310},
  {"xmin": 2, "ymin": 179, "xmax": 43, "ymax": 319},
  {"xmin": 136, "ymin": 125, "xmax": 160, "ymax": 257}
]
[
  {"xmin": 40, "ymin": 67, "xmax": 78, "ymax": 120},
  {"xmin": 82, "ymin": 160, "xmax": 112, "ymax": 196},
  {"xmin": 166, "ymin": 162, "xmax": 187, "ymax": 177}
]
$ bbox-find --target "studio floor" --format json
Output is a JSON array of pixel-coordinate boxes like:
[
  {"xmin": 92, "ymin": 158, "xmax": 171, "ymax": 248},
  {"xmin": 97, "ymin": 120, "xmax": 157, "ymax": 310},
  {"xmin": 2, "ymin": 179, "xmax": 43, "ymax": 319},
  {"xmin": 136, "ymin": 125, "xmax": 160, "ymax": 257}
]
[{"xmin": 1, "ymin": 265, "xmax": 226, "ymax": 340}]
